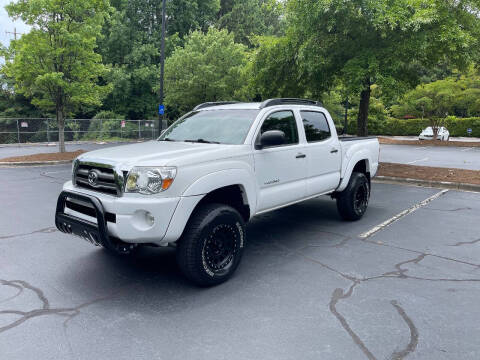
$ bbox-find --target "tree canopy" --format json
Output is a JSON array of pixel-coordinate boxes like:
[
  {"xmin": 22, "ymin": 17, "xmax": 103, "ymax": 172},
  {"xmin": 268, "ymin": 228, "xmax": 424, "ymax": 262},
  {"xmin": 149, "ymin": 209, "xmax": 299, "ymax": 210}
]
[
  {"xmin": 392, "ymin": 69, "xmax": 480, "ymax": 119},
  {"xmin": 252, "ymin": 0, "xmax": 480, "ymax": 135},
  {"xmin": 164, "ymin": 27, "xmax": 247, "ymax": 114},
  {"xmin": 4, "ymin": 0, "xmax": 112, "ymax": 151},
  {"xmin": 2, "ymin": 0, "xmax": 480, "ymax": 145}
]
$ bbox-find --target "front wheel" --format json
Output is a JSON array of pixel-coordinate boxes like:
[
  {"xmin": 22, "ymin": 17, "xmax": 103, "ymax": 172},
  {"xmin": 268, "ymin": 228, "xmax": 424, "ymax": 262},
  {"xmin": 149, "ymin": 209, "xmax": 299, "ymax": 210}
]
[
  {"xmin": 176, "ymin": 203, "xmax": 246, "ymax": 286},
  {"xmin": 336, "ymin": 172, "xmax": 370, "ymax": 221}
]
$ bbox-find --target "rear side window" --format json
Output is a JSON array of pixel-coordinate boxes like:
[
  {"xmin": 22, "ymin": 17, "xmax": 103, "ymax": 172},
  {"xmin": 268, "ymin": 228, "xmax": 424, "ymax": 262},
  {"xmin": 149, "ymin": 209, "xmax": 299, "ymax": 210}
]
[
  {"xmin": 259, "ymin": 111, "xmax": 299, "ymax": 146},
  {"xmin": 301, "ymin": 111, "xmax": 331, "ymax": 142}
]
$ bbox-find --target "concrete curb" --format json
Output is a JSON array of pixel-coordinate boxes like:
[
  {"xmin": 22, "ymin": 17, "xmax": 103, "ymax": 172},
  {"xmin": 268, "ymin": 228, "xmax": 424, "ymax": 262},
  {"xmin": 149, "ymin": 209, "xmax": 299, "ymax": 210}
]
[
  {"xmin": 0, "ymin": 159, "xmax": 73, "ymax": 167},
  {"xmin": 373, "ymin": 176, "xmax": 480, "ymax": 192}
]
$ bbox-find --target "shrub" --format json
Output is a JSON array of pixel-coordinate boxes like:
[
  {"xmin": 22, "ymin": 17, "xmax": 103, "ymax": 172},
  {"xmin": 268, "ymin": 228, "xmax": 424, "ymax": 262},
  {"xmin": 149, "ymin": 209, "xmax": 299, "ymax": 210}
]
[{"xmin": 346, "ymin": 117, "xmax": 480, "ymax": 137}]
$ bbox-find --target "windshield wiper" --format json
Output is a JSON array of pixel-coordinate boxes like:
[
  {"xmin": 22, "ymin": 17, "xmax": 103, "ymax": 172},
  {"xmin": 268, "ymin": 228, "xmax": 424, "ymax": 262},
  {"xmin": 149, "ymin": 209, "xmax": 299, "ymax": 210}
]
[
  {"xmin": 184, "ymin": 139, "xmax": 220, "ymax": 144},
  {"xmin": 159, "ymin": 137, "xmax": 175, "ymax": 141}
]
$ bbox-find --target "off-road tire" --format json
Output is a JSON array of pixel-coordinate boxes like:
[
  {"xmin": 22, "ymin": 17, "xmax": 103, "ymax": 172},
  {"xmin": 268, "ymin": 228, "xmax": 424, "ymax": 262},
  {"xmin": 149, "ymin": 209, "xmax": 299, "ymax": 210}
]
[
  {"xmin": 176, "ymin": 203, "xmax": 246, "ymax": 286},
  {"xmin": 336, "ymin": 172, "xmax": 370, "ymax": 221}
]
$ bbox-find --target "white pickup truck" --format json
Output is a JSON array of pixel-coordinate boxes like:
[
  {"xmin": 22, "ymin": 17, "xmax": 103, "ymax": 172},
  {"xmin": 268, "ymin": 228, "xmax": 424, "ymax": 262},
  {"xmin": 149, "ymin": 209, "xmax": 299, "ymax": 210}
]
[{"xmin": 55, "ymin": 99, "xmax": 379, "ymax": 286}]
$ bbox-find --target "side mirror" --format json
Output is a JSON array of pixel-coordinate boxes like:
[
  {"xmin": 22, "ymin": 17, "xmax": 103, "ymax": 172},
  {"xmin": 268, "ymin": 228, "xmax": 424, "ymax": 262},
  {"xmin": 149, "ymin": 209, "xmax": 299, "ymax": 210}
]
[{"xmin": 256, "ymin": 130, "xmax": 286, "ymax": 149}]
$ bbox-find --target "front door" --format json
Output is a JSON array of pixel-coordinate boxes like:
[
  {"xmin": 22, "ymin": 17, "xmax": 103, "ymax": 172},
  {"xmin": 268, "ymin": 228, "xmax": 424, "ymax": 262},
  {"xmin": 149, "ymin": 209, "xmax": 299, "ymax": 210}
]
[{"xmin": 254, "ymin": 110, "xmax": 307, "ymax": 212}]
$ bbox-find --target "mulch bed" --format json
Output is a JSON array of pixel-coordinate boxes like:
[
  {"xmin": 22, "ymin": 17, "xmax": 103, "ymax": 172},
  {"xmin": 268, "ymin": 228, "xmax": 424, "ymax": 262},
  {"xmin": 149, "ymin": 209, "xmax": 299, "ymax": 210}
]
[
  {"xmin": 378, "ymin": 162, "xmax": 480, "ymax": 185},
  {"xmin": 0, "ymin": 150, "xmax": 85, "ymax": 162},
  {"xmin": 378, "ymin": 137, "xmax": 480, "ymax": 147}
]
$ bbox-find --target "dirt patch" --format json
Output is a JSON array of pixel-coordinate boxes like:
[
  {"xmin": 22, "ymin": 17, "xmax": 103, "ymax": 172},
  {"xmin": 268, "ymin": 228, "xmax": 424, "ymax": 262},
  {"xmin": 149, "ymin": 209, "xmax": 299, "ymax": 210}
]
[
  {"xmin": 378, "ymin": 137, "xmax": 480, "ymax": 147},
  {"xmin": 0, "ymin": 150, "xmax": 85, "ymax": 163},
  {"xmin": 378, "ymin": 163, "xmax": 480, "ymax": 185}
]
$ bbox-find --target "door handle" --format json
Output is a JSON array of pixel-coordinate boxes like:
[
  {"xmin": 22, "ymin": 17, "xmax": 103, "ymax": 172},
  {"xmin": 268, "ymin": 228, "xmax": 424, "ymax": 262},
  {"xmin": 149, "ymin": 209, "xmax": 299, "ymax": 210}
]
[
  {"xmin": 330, "ymin": 148, "xmax": 339, "ymax": 154},
  {"xmin": 296, "ymin": 153, "xmax": 306, "ymax": 159}
]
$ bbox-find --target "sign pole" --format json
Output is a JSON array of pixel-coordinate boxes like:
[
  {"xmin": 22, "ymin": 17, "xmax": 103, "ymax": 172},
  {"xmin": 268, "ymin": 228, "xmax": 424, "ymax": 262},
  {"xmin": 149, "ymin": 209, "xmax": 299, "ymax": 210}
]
[{"xmin": 158, "ymin": 0, "xmax": 167, "ymax": 137}]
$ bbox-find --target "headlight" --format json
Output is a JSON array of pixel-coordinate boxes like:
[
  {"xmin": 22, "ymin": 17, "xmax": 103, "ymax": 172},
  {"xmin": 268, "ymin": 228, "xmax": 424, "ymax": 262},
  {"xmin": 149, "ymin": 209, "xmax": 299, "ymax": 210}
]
[{"xmin": 125, "ymin": 167, "xmax": 177, "ymax": 194}]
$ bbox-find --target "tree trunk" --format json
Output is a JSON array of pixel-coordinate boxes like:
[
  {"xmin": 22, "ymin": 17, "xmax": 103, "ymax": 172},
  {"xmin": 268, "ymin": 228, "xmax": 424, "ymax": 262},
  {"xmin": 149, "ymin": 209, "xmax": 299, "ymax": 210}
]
[
  {"xmin": 357, "ymin": 80, "xmax": 371, "ymax": 137},
  {"xmin": 57, "ymin": 107, "xmax": 65, "ymax": 153}
]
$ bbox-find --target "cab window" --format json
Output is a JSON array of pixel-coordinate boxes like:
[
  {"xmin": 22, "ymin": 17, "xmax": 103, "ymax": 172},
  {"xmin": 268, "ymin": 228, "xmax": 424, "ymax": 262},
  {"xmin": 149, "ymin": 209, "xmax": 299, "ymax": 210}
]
[
  {"xmin": 301, "ymin": 111, "xmax": 331, "ymax": 142},
  {"xmin": 258, "ymin": 111, "xmax": 299, "ymax": 147}
]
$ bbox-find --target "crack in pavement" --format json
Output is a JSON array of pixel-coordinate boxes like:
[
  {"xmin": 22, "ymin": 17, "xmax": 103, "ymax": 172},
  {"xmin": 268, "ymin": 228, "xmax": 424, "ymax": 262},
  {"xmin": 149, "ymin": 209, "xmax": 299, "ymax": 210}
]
[
  {"xmin": 422, "ymin": 207, "xmax": 471, "ymax": 212},
  {"xmin": 329, "ymin": 282, "xmax": 376, "ymax": 360},
  {"xmin": 0, "ymin": 227, "xmax": 57, "ymax": 240},
  {"xmin": 450, "ymin": 238, "xmax": 480, "ymax": 247},
  {"xmin": 0, "ymin": 280, "xmax": 23, "ymax": 304},
  {"xmin": 272, "ymin": 238, "xmax": 480, "ymax": 360},
  {"xmin": 0, "ymin": 278, "xmax": 134, "ymax": 335},
  {"xmin": 39, "ymin": 170, "xmax": 69, "ymax": 184},
  {"xmin": 361, "ymin": 237, "xmax": 480, "ymax": 269},
  {"xmin": 390, "ymin": 300, "xmax": 419, "ymax": 360}
]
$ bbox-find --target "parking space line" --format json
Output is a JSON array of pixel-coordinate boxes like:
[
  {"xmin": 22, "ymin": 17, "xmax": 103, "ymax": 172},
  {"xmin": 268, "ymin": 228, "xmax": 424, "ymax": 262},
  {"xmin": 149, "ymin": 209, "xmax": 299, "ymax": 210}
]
[
  {"xmin": 406, "ymin": 157, "xmax": 429, "ymax": 165},
  {"xmin": 359, "ymin": 189, "xmax": 449, "ymax": 239}
]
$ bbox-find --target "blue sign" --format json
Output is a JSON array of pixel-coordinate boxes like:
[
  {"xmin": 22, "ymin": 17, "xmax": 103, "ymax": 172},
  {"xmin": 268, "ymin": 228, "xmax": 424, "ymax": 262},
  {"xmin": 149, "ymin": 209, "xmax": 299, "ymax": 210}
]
[
  {"xmin": 158, "ymin": 104, "xmax": 165, "ymax": 115},
  {"xmin": 467, "ymin": 128, "xmax": 472, "ymax": 134}
]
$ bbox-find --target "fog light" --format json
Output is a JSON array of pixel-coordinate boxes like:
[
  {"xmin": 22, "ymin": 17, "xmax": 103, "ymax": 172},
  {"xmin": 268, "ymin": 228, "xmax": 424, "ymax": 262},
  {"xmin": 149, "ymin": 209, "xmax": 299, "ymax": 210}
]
[{"xmin": 145, "ymin": 212, "xmax": 155, "ymax": 226}]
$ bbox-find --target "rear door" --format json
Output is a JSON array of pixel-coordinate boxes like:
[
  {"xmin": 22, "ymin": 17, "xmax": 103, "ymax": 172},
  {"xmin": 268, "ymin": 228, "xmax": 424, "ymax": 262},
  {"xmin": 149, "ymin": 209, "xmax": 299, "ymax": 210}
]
[
  {"xmin": 253, "ymin": 110, "xmax": 307, "ymax": 212},
  {"xmin": 300, "ymin": 110, "xmax": 341, "ymax": 196}
]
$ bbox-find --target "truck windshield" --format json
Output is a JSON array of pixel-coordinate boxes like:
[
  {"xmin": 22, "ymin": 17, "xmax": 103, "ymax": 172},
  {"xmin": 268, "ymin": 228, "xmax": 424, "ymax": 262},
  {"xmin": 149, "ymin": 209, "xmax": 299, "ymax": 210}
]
[{"xmin": 158, "ymin": 109, "xmax": 259, "ymax": 144}]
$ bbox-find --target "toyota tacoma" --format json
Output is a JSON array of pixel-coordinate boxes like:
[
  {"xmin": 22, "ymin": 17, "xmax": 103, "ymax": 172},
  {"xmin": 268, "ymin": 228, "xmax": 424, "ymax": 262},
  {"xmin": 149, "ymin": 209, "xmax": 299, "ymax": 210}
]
[{"xmin": 55, "ymin": 98, "xmax": 379, "ymax": 286}]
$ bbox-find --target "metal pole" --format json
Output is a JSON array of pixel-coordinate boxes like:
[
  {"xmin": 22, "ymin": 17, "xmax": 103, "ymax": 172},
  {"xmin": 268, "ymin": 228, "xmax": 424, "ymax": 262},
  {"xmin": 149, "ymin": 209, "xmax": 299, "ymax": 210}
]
[
  {"xmin": 16, "ymin": 119, "xmax": 20, "ymax": 145},
  {"xmin": 158, "ymin": 0, "xmax": 166, "ymax": 137},
  {"xmin": 138, "ymin": 121, "xmax": 141, "ymax": 139},
  {"xmin": 344, "ymin": 97, "xmax": 348, "ymax": 135},
  {"xmin": 47, "ymin": 119, "xmax": 50, "ymax": 143}
]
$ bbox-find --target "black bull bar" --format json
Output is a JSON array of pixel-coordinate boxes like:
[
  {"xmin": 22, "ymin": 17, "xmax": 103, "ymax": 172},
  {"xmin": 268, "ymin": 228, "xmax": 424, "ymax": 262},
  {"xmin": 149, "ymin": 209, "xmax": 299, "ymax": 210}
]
[{"xmin": 55, "ymin": 191, "xmax": 111, "ymax": 247}]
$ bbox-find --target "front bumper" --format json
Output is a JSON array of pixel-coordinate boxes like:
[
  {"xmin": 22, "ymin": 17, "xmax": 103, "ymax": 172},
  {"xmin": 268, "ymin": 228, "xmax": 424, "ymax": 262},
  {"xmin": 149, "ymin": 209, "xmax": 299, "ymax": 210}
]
[
  {"xmin": 57, "ymin": 182, "xmax": 181, "ymax": 245},
  {"xmin": 55, "ymin": 191, "xmax": 113, "ymax": 247}
]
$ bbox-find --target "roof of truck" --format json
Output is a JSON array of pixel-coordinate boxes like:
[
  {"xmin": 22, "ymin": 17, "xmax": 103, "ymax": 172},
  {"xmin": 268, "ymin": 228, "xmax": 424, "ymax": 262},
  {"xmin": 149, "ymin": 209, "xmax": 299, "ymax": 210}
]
[
  {"xmin": 197, "ymin": 103, "xmax": 263, "ymax": 110},
  {"xmin": 194, "ymin": 98, "xmax": 324, "ymax": 111}
]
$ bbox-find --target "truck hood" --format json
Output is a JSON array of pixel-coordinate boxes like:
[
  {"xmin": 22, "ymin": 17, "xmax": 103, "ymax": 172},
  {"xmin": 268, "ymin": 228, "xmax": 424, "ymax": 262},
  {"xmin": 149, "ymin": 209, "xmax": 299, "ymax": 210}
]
[{"xmin": 77, "ymin": 141, "xmax": 248, "ymax": 169}]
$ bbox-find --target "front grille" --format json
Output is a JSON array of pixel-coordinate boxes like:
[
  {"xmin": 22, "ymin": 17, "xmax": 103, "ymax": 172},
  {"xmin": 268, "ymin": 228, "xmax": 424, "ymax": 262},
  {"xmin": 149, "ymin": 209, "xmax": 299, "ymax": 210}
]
[{"xmin": 74, "ymin": 164, "xmax": 120, "ymax": 196}]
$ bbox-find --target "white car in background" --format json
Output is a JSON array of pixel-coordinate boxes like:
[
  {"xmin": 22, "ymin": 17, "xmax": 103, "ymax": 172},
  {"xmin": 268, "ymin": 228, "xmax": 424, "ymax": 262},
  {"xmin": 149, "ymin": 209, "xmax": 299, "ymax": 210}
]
[{"xmin": 419, "ymin": 126, "xmax": 450, "ymax": 141}]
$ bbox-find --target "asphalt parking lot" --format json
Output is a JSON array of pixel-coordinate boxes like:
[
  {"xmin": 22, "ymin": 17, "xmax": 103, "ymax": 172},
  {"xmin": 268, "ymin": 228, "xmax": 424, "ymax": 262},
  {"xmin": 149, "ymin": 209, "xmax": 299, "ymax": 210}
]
[
  {"xmin": 380, "ymin": 144, "xmax": 480, "ymax": 170},
  {"xmin": 1, "ymin": 165, "xmax": 480, "ymax": 360}
]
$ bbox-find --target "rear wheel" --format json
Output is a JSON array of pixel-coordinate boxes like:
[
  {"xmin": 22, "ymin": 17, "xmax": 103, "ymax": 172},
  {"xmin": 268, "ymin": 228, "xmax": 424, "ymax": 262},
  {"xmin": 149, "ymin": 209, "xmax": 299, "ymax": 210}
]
[
  {"xmin": 336, "ymin": 172, "xmax": 370, "ymax": 221},
  {"xmin": 176, "ymin": 203, "xmax": 246, "ymax": 286}
]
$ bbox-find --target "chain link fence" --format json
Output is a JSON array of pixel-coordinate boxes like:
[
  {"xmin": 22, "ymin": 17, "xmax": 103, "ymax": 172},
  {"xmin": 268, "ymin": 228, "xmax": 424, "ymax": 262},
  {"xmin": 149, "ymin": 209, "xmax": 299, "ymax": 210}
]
[{"xmin": 0, "ymin": 118, "xmax": 159, "ymax": 144}]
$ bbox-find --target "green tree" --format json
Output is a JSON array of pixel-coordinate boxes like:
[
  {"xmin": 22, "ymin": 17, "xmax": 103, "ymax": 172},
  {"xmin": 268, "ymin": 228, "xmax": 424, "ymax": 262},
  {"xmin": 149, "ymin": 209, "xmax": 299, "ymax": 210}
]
[
  {"xmin": 391, "ymin": 76, "xmax": 470, "ymax": 139},
  {"xmin": 164, "ymin": 28, "xmax": 247, "ymax": 114},
  {"xmin": 253, "ymin": 0, "xmax": 480, "ymax": 136},
  {"xmin": 392, "ymin": 68, "xmax": 480, "ymax": 119},
  {"xmin": 98, "ymin": 0, "xmax": 219, "ymax": 119},
  {"xmin": 218, "ymin": 0, "xmax": 284, "ymax": 46},
  {"xmin": 168, "ymin": 0, "xmax": 220, "ymax": 37},
  {"xmin": 4, "ymin": 0, "xmax": 112, "ymax": 152}
]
